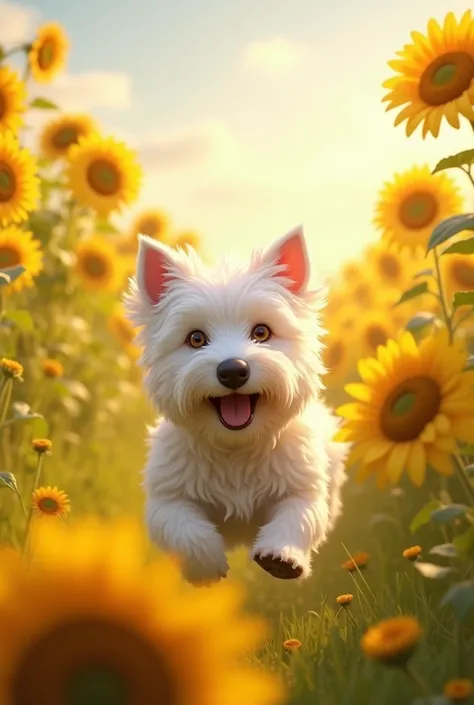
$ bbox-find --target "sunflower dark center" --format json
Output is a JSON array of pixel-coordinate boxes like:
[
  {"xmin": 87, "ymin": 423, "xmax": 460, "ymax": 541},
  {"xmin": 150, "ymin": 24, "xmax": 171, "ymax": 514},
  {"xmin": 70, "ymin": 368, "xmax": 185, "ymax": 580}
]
[
  {"xmin": 138, "ymin": 219, "xmax": 161, "ymax": 237},
  {"xmin": 380, "ymin": 376, "xmax": 441, "ymax": 442},
  {"xmin": 379, "ymin": 254, "xmax": 400, "ymax": 279},
  {"xmin": 11, "ymin": 618, "xmax": 174, "ymax": 705},
  {"xmin": 0, "ymin": 162, "xmax": 16, "ymax": 202},
  {"xmin": 87, "ymin": 159, "xmax": 121, "ymax": 196},
  {"xmin": 0, "ymin": 246, "xmax": 20, "ymax": 268},
  {"xmin": 399, "ymin": 191, "xmax": 438, "ymax": 230},
  {"xmin": 53, "ymin": 127, "xmax": 79, "ymax": 149},
  {"xmin": 38, "ymin": 40, "xmax": 56, "ymax": 70},
  {"xmin": 0, "ymin": 91, "xmax": 5, "ymax": 119},
  {"xmin": 365, "ymin": 324, "xmax": 388, "ymax": 350},
  {"xmin": 326, "ymin": 340, "xmax": 343, "ymax": 368},
  {"xmin": 83, "ymin": 254, "xmax": 107, "ymax": 278},
  {"xmin": 419, "ymin": 51, "xmax": 474, "ymax": 106},
  {"xmin": 38, "ymin": 497, "xmax": 59, "ymax": 514},
  {"xmin": 451, "ymin": 260, "xmax": 474, "ymax": 290}
]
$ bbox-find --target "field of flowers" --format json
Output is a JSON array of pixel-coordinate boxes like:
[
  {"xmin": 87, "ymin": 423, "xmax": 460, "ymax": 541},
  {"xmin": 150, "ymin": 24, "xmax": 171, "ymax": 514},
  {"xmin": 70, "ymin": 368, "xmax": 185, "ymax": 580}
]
[{"xmin": 0, "ymin": 8, "xmax": 474, "ymax": 705}]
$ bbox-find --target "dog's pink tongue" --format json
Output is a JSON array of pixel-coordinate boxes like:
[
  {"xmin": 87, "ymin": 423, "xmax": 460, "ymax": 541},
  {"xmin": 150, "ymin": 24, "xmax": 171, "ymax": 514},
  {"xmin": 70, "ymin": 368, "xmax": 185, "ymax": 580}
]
[{"xmin": 220, "ymin": 394, "xmax": 251, "ymax": 427}]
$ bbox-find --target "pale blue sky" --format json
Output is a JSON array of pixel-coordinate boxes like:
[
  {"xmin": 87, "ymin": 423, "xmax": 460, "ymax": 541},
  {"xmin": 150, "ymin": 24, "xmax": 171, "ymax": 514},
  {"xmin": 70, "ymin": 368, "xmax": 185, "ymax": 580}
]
[{"xmin": 2, "ymin": 0, "xmax": 474, "ymax": 277}]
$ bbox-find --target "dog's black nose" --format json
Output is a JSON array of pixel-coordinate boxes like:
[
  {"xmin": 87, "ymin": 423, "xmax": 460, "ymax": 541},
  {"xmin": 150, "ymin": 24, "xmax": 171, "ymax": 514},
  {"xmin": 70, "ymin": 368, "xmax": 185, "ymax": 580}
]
[{"xmin": 216, "ymin": 358, "xmax": 250, "ymax": 390}]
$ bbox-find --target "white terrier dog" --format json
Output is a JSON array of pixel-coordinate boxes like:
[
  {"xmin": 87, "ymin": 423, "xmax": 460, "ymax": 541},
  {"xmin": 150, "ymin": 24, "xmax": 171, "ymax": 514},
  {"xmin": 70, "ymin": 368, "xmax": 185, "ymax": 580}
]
[{"xmin": 124, "ymin": 226, "xmax": 349, "ymax": 585}]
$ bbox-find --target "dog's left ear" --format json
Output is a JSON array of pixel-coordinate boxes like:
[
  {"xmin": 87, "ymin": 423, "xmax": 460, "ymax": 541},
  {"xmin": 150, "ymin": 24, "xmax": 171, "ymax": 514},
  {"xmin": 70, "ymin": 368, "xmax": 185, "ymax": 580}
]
[
  {"xmin": 136, "ymin": 235, "xmax": 178, "ymax": 306},
  {"xmin": 263, "ymin": 225, "xmax": 310, "ymax": 295}
]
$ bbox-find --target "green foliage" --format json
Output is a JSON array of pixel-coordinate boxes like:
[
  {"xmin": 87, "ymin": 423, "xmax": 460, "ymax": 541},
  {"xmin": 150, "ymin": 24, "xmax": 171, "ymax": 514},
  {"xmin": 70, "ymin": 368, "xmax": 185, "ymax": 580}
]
[
  {"xmin": 432, "ymin": 149, "xmax": 474, "ymax": 175},
  {"xmin": 426, "ymin": 213, "xmax": 474, "ymax": 252},
  {"xmin": 29, "ymin": 97, "xmax": 60, "ymax": 110},
  {"xmin": 395, "ymin": 281, "xmax": 429, "ymax": 306},
  {"xmin": 442, "ymin": 236, "xmax": 474, "ymax": 255},
  {"xmin": 452, "ymin": 291, "xmax": 474, "ymax": 312}
]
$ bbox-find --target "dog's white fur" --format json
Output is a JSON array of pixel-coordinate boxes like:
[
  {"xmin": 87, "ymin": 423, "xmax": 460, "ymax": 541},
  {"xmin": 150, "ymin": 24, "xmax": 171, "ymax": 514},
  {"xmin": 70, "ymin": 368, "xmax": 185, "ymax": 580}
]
[{"xmin": 123, "ymin": 226, "xmax": 349, "ymax": 585}]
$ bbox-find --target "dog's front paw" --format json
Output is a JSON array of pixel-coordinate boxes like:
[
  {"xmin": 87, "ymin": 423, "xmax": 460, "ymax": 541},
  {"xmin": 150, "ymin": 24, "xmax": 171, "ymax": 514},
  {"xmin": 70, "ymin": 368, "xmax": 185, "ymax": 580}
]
[{"xmin": 251, "ymin": 545, "xmax": 310, "ymax": 580}]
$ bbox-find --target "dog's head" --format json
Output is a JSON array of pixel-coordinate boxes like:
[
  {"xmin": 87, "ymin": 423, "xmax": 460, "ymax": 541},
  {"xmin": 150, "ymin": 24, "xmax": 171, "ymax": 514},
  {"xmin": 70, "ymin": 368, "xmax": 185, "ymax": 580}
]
[{"xmin": 124, "ymin": 226, "xmax": 326, "ymax": 447}]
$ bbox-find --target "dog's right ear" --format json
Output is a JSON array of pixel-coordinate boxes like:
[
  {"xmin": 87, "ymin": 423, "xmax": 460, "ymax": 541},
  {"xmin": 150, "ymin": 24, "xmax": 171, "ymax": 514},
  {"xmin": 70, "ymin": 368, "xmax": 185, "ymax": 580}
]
[{"xmin": 136, "ymin": 235, "xmax": 176, "ymax": 306}]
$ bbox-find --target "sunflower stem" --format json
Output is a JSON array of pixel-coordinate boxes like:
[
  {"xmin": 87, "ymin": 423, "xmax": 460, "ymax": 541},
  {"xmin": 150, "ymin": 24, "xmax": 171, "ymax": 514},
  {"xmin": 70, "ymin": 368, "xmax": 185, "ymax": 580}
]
[
  {"xmin": 433, "ymin": 247, "xmax": 453, "ymax": 343},
  {"xmin": 21, "ymin": 453, "xmax": 44, "ymax": 556},
  {"xmin": 452, "ymin": 453, "xmax": 474, "ymax": 507},
  {"xmin": 401, "ymin": 663, "xmax": 432, "ymax": 699}
]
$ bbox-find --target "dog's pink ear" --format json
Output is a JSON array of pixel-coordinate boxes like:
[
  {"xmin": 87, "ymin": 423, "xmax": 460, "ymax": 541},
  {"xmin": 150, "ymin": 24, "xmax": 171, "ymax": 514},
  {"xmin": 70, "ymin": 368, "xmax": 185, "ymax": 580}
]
[
  {"xmin": 265, "ymin": 225, "xmax": 310, "ymax": 294},
  {"xmin": 136, "ymin": 235, "xmax": 175, "ymax": 306}
]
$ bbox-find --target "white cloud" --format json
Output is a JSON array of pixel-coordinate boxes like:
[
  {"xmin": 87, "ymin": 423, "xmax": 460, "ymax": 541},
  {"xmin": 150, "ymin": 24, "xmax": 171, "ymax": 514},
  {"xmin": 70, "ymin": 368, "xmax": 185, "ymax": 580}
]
[
  {"xmin": 0, "ymin": 1, "xmax": 39, "ymax": 47},
  {"xmin": 241, "ymin": 36, "xmax": 306, "ymax": 76},
  {"xmin": 30, "ymin": 71, "xmax": 132, "ymax": 111}
]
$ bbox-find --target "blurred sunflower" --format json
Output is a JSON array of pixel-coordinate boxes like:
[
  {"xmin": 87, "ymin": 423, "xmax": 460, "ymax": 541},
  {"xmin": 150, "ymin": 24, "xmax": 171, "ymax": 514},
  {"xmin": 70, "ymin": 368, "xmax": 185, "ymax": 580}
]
[
  {"xmin": 66, "ymin": 134, "xmax": 142, "ymax": 217},
  {"xmin": 0, "ymin": 518, "xmax": 281, "ymax": 705},
  {"xmin": 28, "ymin": 21, "xmax": 68, "ymax": 82},
  {"xmin": 444, "ymin": 678, "xmax": 473, "ymax": 700},
  {"xmin": 32, "ymin": 486, "xmax": 70, "ymax": 518},
  {"xmin": 0, "ymin": 131, "xmax": 39, "ymax": 226},
  {"xmin": 74, "ymin": 236, "xmax": 123, "ymax": 292},
  {"xmin": 132, "ymin": 209, "xmax": 170, "ymax": 241},
  {"xmin": 365, "ymin": 242, "xmax": 417, "ymax": 292},
  {"xmin": 0, "ymin": 66, "xmax": 26, "ymax": 134},
  {"xmin": 346, "ymin": 272, "xmax": 379, "ymax": 309},
  {"xmin": 340, "ymin": 258, "xmax": 361, "ymax": 286},
  {"xmin": 172, "ymin": 230, "xmax": 201, "ymax": 250},
  {"xmin": 337, "ymin": 329, "xmax": 474, "ymax": 487},
  {"xmin": 323, "ymin": 332, "xmax": 352, "ymax": 387},
  {"xmin": 382, "ymin": 10, "xmax": 474, "ymax": 138},
  {"xmin": 442, "ymin": 252, "xmax": 474, "ymax": 301},
  {"xmin": 358, "ymin": 310, "xmax": 395, "ymax": 358},
  {"xmin": 108, "ymin": 305, "xmax": 141, "ymax": 361},
  {"xmin": 40, "ymin": 114, "xmax": 97, "ymax": 161},
  {"xmin": 374, "ymin": 165, "xmax": 463, "ymax": 254},
  {"xmin": 0, "ymin": 226, "xmax": 43, "ymax": 293},
  {"xmin": 326, "ymin": 302, "xmax": 360, "ymax": 342}
]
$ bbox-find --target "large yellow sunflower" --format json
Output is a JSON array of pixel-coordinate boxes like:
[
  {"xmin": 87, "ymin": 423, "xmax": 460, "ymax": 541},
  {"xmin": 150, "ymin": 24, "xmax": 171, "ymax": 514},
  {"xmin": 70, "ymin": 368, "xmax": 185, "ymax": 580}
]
[
  {"xmin": 374, "ymin": 165, "xmax": 463, "ymax": 254},
  {"xmin": 336, "ymin": 329, "xmax": 474, "ymax": 488},
  {"xmin": 0, "ymin": 66, "xmax": 26, "ymax": 134},
  {"xmin": 40, "ymin": 114, "xmax": 97, "ymax": 161},
  {"xmin": 382, "ymin": 10, "xmax": 474, "ymax": 138},
  {"xmin": 0, "ymin": 131, "xmax": 39, "ymax": 226},
  {"xmin": 74, "ymin": 236, "xmax": 123, "ymax": 292},
  {"xmin": 0, "ymin": 226, "xmax": 43, "ymax": 293},
  {"xmin": 28, "ymin": 21, "xmax": 69, "ymax": 83},
  {"xmin": 66, "ymin": 134, "xmax": 142, "ymax": 217},
  {"xmin": 0, "ymin": 518, "xmax": 282, "ymax": 705}
]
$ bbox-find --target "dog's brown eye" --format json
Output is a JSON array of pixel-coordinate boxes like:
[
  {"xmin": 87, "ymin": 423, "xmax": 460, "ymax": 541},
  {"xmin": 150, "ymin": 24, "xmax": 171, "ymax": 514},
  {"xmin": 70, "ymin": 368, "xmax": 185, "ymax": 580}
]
[
  {"xmin": 186, "ymin": 330, "xmax": 208, "ymax": 348},
  {"xmin": 251, "ymin": 324, "xmax": 272, "ymax": 343}
]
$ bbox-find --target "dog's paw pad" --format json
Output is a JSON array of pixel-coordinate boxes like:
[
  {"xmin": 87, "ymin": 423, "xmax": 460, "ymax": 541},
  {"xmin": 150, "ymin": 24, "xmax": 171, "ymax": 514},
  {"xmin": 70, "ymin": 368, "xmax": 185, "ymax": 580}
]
[{"xmin": 253, "ymin": 553, "xmax": 304, "ymax": 580}]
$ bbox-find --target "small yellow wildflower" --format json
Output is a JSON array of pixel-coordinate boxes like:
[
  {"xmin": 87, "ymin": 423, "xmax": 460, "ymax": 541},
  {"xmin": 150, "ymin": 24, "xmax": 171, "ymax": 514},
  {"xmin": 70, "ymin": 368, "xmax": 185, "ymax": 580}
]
[
  {"xmin": 402, "ymin": 545, "xmax": 422, "ymax": 562},
  {"xmin": 361, "ymin": 615, "xmax": 422, "ymax": 667},
  {"xmin": 32, "ymin": 438, "xmax": 52, "ymax": 455},
  {"xmin": 342, "ymin": 552, "xmax": 369, "ymax": 572},
  {"xmin": 0, "ymin": 358, "xmax": 23, "ymax": 379},
  {"xmin": 336, "ymin": 593, "xmax": 353, "ymax": 607},
  {"xmin": 283, "ymin": 639, "xmax": 302, "ymax": 653},
  {"xmin": 443, "ymin": 678, "xmax": 474, "ymax": 701},
  {"xmin": 41, "ymin": 358, "xmax": 64, "ymax": 378}
]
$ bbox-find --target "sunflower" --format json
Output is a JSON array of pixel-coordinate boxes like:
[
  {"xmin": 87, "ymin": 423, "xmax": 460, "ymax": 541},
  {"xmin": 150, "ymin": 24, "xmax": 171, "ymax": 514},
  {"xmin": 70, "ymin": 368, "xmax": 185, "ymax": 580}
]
[
  {"xmin": 66, "ymin": 134, "xmax": 142, "ymax": 217},
  {"xmin": 365, "ymin": 242, "xmax": 418, "ymax": 292},
  {"xmin": 0, "ymin": 131, "xmax": 40, "ymax": 226},
  {"xmin": 442, "ymin": 252, "xmax": 474, "ymax": 302},
  {"xmin": 0, "ymin": 358, "xmax": 23, "ymax": 379},
  {"xmin": 0, "ymin": 66, "xmax": 26, "ymax": 134},
  {"xmin": 132, "ymin": 209, "xmax": 170, "ymax": 241},
  {"xmin": 336, "ymin": 593, "xmax": 353, "ymax": 606},
  {"xmin": 32, "ymin": 486, "xmax": 70, "ymax": 518},
  {"xmin": 361, "ymin": 616, "xmax": 422, "ymax": 666},
  {"xmin": 357, "ymin": 309, "xmax": 398, "ymax": 359},
  {"xmin": 40, "ymin": 114, "xmax": 97, "ymax": 161},
  {"xmin": 108, "ymin": 305, "xmax": 141, "ymax": 361},
  {"xmin": 28, "ymin": 21, "xmax": 68, "ymax": 83},
  {"xmin": 337, "ymin": 329, "xmax": 474, "ymax": 488},
  {"xmin": 382, "ymin": 10, "xmax": 474, "ymax": 138},
  {"xmin": 324, "ymin": 302, "xmax": 360, "ymax": 342},
  {"xmin": 0, "ymin": 226, "xmax": 43, "ymax": 293},
  {"xmin": 74, "ymin": 236, "xmax": 124, "ymax": 292},
  {"xmin": 172, "ymin": 229, "xmax": 201, "ymax": 251},
  {"xmin": 0, "ymin": 518, "xmax": 281, "ymax": 705},
  {"xmin": 323, "ymin": 332, "xmax": 352, "ymax": 386},
  {"xmin": 344, "ymin": 271, "xmax": 380, "ymax": 309},
  {"xmin": 340, "ymin": 258, "xmax": 362, "ymax": 286},
  {"xmin": 374, "ymin": 165, "xmax": 463, "ymax": 254}
]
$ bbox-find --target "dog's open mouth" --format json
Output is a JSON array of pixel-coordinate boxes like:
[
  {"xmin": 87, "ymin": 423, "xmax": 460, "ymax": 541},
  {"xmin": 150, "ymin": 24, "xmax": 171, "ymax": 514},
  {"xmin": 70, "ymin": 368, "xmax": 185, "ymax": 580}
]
[{"xmin": 209, "ymin": 393, "xmax": 259, "ymax": 430}]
